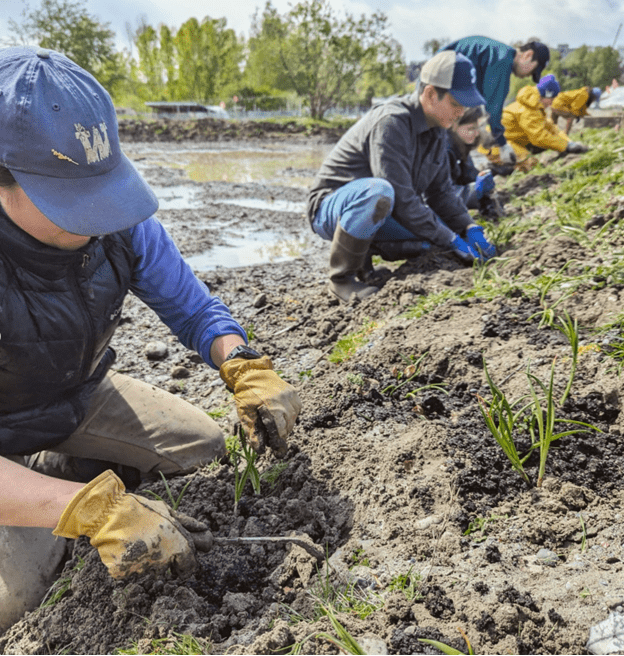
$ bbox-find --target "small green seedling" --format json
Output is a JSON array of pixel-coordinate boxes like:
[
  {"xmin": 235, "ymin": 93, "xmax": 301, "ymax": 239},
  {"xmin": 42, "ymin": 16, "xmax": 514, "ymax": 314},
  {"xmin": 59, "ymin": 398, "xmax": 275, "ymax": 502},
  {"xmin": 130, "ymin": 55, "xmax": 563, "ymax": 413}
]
[
  {"xmin": 260, "ymin": 461, "xmax": 288, "ymax": 488},
  {"xmin": 419, "ymin": 627, "xmax": 475, "ymax": 655},
  {"xmin": 39, "ymin": 556, "xmax": 85, "ymax": 608},
  {"xmin": 145, "ymin": 472, "xmax": 193, "ymax": 511},
  {"xmin": 388, "ymin": 566, "xmax": 422, "ymax": 601},
  {"xmin": 477, "ymin": 361, "xmax": 533, "ymax": 485},
  {"xmin": 555, "ymin": 310, "xmax": 579, "ymax": 406},
  {"xmin": 463, "ymin": 514, "xmax": 507, "ymax": 543},
  {"xmin": 382, "ymin": 352, "xmax": 447, "ymax": 398},
  {"xmin": 290, "ymin": 603, "xmax": 366, "ymax": 655},
  {"xmin": 228, "ymin": 426, "xmax": 261, "ymax": 514},
  {"xmin": 349, "ymin": 547, "xmax": 370, "ymax": 568},
  {"xmin": 206, "ymin": 405, "xmax": 229, "ymax": 419},
  {"xmin": 328, "ymin": 319, "xmax": 378, "ymax": 364},
  {"xmin": 525, "ymin": 359, "xmax": 600, "ymax": 487},
  {"xmin": 115, "ymin": 631, "xmax": 212, "ymax": 655}
]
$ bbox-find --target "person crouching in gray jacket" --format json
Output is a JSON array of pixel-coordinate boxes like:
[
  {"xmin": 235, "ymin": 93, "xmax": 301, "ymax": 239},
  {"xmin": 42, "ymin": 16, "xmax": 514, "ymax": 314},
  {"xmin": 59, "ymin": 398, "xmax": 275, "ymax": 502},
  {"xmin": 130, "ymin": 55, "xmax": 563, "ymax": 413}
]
[{"xmin": 307, "ymin": 50, "xmax": 497, "ymax": 303}]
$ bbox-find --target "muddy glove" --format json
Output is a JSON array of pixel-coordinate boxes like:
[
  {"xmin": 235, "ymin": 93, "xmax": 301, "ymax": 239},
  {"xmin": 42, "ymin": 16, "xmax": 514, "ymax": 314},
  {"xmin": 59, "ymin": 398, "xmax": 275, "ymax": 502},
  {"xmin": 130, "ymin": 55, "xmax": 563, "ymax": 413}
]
[
  {"xmin": 465, "ymin": 225, "xmax": 496, "ymax": 260},
  {"xmin": 499, "ymin": 143, "xmax": 517, "ymax": 165},
  {"xmin": 475, "ymin": 171, "xmax": 495, "ymax": 199},
  {"xmin": 53, "ymin": 470, "xmax": 197, "ymax": 579},
  {"xmin": 450, "ymin": 234, "xmax": 480, "ymax": 263},
  {"xmin": 220, "ymin": 356, "xmax": 301, "ymax": 458},
  {"xmin": 566, "ymin": 141, "xmax": 589, "ymax": 154}
]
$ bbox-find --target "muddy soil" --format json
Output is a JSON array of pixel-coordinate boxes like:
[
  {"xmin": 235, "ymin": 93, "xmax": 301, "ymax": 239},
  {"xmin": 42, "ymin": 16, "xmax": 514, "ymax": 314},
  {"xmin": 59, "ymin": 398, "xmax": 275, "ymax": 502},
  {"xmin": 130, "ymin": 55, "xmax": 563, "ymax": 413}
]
[{"xmin": 2, "ymin": 121, "xmax": 624, "ymax": 655}]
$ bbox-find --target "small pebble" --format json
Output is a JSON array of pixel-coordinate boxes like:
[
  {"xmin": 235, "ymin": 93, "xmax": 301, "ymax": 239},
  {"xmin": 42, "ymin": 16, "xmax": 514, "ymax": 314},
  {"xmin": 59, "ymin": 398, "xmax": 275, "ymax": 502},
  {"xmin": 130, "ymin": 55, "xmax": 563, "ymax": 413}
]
[
  {"xmin": 145, "ymin": 340, "xmax": 168, "ymax": 360},
  {"xmin": 171, "ymin": 365, "xmax": 190, "ymax": 379}
]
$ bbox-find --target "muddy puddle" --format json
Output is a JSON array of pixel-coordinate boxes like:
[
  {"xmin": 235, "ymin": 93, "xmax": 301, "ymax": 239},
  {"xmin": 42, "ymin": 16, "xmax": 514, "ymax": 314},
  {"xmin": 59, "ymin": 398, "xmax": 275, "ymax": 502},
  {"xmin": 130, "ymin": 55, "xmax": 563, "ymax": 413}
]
[{"xmin": 129, "ymin": 143, "xmax": 326, "ymax": 269}]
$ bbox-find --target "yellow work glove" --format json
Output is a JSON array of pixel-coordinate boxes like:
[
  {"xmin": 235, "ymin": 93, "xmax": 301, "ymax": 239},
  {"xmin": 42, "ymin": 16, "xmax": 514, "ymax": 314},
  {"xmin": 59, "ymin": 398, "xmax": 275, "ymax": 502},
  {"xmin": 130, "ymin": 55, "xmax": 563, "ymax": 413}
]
[
  {"xmin": 219, "ymin": 355, "xmax": 301, "ymax": 458},
  {"xmin": 53, "ymin": 470, "xmax": 197, "ymax": 579}
]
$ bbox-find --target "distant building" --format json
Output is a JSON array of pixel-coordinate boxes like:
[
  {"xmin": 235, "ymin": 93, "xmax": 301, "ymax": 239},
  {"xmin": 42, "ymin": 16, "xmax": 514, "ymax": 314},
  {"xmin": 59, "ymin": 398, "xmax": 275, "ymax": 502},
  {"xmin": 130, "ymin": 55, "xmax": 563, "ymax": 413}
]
[{"xmin": 556, "ymin": 43, "xmax": 573, "ymax": 59}]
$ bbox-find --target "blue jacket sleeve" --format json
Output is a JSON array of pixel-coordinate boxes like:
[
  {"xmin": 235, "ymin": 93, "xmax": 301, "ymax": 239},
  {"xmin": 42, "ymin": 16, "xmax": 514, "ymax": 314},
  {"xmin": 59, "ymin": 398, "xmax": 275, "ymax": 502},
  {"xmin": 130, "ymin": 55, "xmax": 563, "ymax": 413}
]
[{"xmin": 129, "ymin": 217, "xmax": 247, "ymax": 369}]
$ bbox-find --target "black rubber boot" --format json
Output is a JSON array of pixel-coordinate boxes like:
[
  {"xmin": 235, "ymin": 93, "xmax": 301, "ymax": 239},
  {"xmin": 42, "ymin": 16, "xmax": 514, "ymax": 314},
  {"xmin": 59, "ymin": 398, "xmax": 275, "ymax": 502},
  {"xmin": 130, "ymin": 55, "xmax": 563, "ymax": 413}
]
[{"xmin": 328, "ymin": 224, "xmax": 378, "ymax": 302}]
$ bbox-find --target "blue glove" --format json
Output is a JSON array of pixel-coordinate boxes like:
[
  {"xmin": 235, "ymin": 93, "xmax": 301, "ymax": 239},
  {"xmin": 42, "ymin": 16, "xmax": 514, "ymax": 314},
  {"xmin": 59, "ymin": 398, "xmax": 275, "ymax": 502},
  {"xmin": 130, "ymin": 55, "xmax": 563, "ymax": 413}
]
[
  {"xmin": 450, "ymin": 234, "xmax": 480, "ymax": 263},
  {"xmin": 466, "ymin": 225, "xmax": 497, "ymax": 260},
  {"xmin": 474, "ymin": 171, "xmax": 495, "ymax": 199}
]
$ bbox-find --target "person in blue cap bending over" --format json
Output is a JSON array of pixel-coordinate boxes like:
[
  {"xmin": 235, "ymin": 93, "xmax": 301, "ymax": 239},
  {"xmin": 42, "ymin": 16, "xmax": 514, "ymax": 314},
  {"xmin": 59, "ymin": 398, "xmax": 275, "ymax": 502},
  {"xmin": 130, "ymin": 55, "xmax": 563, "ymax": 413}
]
[
  {"xmin": 0, "ymin": 46, "xmax": 301, "ymax": 630},
  {"xmin": 444, "ymin": 37, "xmax": 551, "ymax": 169},
  {"xmin": 307, "ymin": 50, "xmax": 497, "ymax": 303}
]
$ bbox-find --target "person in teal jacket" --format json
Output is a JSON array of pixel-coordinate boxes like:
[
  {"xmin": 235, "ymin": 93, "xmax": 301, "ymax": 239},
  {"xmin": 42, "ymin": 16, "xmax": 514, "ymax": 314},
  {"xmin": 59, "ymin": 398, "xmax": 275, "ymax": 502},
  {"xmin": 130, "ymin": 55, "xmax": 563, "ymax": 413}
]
[{"xmin": 444, "ymin": 36, "xmax": 550, "ymax": 166}]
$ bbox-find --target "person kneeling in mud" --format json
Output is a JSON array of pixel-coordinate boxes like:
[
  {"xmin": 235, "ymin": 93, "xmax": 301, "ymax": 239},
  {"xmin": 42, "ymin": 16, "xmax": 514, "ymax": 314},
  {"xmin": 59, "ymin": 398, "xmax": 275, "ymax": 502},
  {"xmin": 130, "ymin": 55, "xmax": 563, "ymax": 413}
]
[
  {"xmin": 482, "ymin": 75, "xmax": 589, "ymax": 173},
  {"xmin": 307, "ymin": 51, "xmax": 497, "ymax": 303},
  {"xmin": 445, "ymin": 105, "xmax": 502, "ymax": 219},
  {"xmin": 0, "ymin": 46, "xmax": 301, "ymax": 632}
]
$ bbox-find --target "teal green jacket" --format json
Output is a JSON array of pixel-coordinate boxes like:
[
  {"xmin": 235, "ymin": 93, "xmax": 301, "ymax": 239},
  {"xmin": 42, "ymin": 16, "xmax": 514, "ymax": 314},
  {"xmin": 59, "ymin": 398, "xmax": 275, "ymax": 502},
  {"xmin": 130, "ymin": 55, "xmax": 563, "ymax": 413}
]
[{"xmin": 445, "ymin": 36, "xmax": 516, "ymax": 146}]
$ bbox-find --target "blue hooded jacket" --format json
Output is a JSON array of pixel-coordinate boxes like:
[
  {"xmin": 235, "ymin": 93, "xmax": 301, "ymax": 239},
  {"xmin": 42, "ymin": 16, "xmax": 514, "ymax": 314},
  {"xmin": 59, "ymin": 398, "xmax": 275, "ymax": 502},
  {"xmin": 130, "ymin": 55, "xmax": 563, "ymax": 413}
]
[{"xmin": 445, "ymin": 36, "xmax": 516, "ymax": 147}]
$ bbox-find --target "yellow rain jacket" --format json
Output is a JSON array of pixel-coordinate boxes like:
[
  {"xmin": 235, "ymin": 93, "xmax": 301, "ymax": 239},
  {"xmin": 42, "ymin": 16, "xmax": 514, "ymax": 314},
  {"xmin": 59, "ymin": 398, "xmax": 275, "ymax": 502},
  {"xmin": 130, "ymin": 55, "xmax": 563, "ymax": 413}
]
[
  {"xmin": 502, "ymin": 85, "xmax": 570, "ymax": 154},
  {"xmin": 551, "ymin": 86, "xmax": 591, "ymax": 118}
]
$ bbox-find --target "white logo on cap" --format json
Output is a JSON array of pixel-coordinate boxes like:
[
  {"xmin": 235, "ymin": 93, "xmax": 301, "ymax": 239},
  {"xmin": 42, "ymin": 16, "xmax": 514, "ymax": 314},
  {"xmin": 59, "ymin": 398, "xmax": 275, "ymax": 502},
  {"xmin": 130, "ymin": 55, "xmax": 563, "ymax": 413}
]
[
  {"xmin": 74, "ymin": 122, "xmax": 111, "ymax": 164},
  {"xmin": 471, "ymin": 68, "xmax": 476, "ymax": 85}
]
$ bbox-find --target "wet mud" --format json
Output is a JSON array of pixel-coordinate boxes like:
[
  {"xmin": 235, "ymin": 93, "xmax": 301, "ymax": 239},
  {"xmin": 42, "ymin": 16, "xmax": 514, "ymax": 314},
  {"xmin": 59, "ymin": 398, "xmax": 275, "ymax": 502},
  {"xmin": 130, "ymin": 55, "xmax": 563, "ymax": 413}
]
[{"xmin": 2, "ymin": 123, "xmax": 624, "ymax": 655}]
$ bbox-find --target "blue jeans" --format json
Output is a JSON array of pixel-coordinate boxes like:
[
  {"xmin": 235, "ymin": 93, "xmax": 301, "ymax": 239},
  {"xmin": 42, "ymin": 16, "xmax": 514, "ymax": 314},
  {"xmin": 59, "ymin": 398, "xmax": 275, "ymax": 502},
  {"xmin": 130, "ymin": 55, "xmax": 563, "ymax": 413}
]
[{"xmin": 312, "ymin": 178, "xmax": 422, "ymax": 242}]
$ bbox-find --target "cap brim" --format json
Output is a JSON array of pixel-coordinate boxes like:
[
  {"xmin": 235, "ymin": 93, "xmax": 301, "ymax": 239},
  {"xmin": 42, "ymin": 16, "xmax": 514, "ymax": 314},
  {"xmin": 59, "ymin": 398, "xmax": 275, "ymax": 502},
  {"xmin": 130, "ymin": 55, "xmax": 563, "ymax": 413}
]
[
  {"xmin": 449, "ymin": 87, "xmax": 486, "ymax": 108},
  {"xmin": 11, "ymin": 153, "xmax": 159, "ymax": 236}
]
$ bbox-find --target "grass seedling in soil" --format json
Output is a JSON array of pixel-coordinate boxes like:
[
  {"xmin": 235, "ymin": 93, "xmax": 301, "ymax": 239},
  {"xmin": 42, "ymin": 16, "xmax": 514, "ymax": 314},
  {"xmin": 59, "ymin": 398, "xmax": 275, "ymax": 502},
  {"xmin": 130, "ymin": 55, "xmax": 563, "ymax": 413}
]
[
  {"xmin": 289, "ymin": 604, "xmax": 366, "ymax": 655},
  {"xmin": 227, "ymin": 426, "xmax": 261, "ymax": 514},
  {"xmin": 382, "ymin": 352, "xmax": 447, "ymax": 398},
  {"xmin": 329, "ymin": 319, "xmax": 379, "ymax": 364},
  {"xmin": 463, "ymin": 514, "xmax": 507, "ymax": 543},
  {"xmin": 477, "ymin": 361, "xmax": 533, "ymax": 486},
  {"xmin": 115, "ymin": 632, "xmax": 211, "ymax": 655},
  {"xmin": 388, "ymin": 566, "xmax": 422, "ymax": 601},
  {"xmin": 419, "ymin": 627, "xmax": 475, "ymax": 655},
  {"xmin": 555, "ymin": 310, "xmax": 579, "ymax": 406},
  {"xmin": 144, "ymin": 471, "xmax": 193, "ymax": 511},
  {"xmin": 526, "ymin": 359, "xmax": 600, "ymax": 487},
  {"xmin": 39, "ymin": 556, "xmax": 85, "ymax": 608},
  {"xmin": 260, "ymin": 460, "xmax": 288, "ymax": 488}
]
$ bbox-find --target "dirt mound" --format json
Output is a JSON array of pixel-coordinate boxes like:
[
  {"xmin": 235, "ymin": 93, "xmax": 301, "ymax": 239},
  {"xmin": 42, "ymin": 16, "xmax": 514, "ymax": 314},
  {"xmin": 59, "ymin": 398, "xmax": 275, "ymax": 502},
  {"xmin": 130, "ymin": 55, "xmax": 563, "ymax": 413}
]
[{"xmin": 3, "ymin": 128, "xmax": 624, "ymax": 655}]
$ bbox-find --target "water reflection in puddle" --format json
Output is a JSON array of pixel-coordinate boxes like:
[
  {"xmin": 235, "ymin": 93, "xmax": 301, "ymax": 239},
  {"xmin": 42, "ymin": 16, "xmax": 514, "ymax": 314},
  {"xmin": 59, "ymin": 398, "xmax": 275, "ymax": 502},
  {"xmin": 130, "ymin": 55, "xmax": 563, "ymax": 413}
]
[
  {"xmin": 215, "ymin": 198, "xmax": 305, "ymax": 213},
  {"xmin": 185, "ymin": 232, "xmax": 311, "ymax": 271},
  {"xmin": 152, "ymin": 185, "xmax": 204, "ymax": 210}
]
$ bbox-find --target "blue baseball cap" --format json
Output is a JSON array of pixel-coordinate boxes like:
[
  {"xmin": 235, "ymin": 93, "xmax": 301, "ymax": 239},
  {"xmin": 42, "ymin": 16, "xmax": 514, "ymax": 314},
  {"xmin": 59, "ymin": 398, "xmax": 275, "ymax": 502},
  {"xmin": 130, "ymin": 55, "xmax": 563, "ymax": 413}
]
[
  {"xmin": 537, "ymin": 74, "xmax": 560, "ymax": 98},
  {"xmin": 0, "ymin": 46, "xmax": 158, "ymax": 236},
  {"xmin": 420, "ymin": 51, "xmax": 485, "ymax": 108}
]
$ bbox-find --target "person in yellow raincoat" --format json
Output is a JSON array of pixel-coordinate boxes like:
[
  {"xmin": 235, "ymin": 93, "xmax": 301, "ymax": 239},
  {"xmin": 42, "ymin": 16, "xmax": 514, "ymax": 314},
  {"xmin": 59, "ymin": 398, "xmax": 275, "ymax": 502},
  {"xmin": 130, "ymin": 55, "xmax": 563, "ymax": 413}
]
[
  {"xmin": 481, "ymin": 75, "xmax": 588, "ymax": 172},
  {"xmin": 551, "ymin": 86, "xmax": 601, "ymax": 134}
]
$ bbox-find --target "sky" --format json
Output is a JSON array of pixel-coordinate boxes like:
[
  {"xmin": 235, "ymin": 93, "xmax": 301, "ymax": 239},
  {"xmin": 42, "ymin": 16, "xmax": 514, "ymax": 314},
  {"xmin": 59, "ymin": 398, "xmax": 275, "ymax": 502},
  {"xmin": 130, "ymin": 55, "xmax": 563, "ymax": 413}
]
[{"xmin": 1, "ymin": 0, "xmax": 624, "ymax": 63}]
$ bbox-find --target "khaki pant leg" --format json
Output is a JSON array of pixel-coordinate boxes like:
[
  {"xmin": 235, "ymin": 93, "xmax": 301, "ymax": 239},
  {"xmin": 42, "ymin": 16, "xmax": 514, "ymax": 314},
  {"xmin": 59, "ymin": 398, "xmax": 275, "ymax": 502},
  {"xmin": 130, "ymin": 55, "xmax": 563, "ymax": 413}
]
[
  {"xmin": 0, "ymin": 457, "xmax": 67, "ymax": 633},
  {"xmin": 51, "ymin": 371, "xmax": 226, "ymax": 476}
]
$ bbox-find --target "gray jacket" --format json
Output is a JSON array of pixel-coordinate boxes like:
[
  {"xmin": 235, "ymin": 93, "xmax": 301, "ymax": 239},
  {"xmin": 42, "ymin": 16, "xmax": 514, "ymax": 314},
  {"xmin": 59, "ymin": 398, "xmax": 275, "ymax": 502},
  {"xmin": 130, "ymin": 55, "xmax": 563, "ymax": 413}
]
[{"xmin": 307, "ymin": 92, "xmax": 473, "ymax": 246}]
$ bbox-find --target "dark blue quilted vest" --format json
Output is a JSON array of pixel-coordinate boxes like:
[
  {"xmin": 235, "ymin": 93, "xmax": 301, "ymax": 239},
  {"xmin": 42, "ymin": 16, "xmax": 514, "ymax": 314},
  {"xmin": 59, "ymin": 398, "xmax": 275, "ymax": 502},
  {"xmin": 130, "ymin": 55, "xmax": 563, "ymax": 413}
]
[{"xmin": 0, "ymin": 209, "xmax": 135, "ymax": 455}]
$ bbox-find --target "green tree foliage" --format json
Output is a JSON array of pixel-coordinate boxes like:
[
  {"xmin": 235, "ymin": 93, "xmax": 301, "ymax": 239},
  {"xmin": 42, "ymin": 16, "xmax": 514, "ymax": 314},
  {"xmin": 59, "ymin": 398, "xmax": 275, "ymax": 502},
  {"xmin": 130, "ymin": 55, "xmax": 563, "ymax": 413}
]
[
  {"xmin": 131, "ymin": 16, "xmax": 243, "ymax": 103},
  {"xmin": 423, "ymin": 38, "xmax": 450, "ymax": 56},
  {"xmin": 549, "ymin": 46, "xmax": 621, "ymax": 91},
  {"xmin": 8, "ymin": 0, "xmax": 122, "ymax": 86},
  {"xmin": 245, "ymin": 0, "xmax": 405, "ymax": 119}
]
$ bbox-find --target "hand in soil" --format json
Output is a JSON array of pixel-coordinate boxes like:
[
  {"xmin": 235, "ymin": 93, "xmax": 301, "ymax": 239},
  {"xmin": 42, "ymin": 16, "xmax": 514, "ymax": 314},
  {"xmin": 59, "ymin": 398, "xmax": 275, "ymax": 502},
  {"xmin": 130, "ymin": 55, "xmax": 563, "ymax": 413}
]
[
  {"xmin": 219, "ymin": 356, "xmax": 302, "ymax": 458},
  {"xmin": 53, "ymin": 470, "xmax": 198, "ymax": 579}
]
